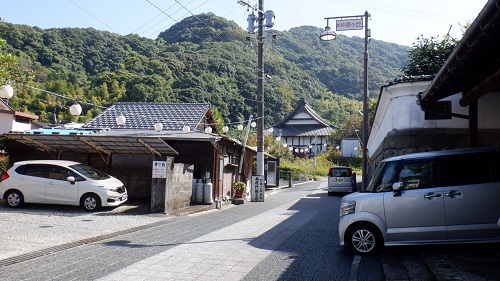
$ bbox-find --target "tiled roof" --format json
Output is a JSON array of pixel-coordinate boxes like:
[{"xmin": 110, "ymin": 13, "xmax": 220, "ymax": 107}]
[
  {"xmin": 278, "ymin": 125, "xmax": 335, "ymax": 137},
  {"xmin": 271, "ymin": 99, "xmax": 337, "ymax": 137},
  {"xmin": 83, "ymin": 102, "xmax": 212, "ymax": 130}
]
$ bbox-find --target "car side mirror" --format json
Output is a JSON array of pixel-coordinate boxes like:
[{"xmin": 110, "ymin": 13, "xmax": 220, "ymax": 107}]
[
  {"xmin": 67, "ymin": 176, "xmax": 76, "ymax": 184},
  {"xmin": 392, "ymin": 182, "xmax": 403, "ymax": 197}
]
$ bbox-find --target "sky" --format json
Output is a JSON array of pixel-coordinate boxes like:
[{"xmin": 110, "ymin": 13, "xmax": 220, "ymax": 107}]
[{"xmin": 0, "ymin": 0, "xmax": 487, "ymax": 46}]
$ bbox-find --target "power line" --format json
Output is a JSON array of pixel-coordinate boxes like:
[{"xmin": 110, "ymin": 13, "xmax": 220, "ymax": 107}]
[
  {"xmin": 174, "ymin": 0, "xmax": 225, "ymax": 42},
  {"xmin": 1, "ymin": 77, "xmax": 106, "ymax": 109}
]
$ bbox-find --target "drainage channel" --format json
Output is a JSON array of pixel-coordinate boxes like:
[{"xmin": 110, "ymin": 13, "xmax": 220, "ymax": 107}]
[{"xmin": 0, "ymin": 220, "xmax": 168, "ymax": 267}]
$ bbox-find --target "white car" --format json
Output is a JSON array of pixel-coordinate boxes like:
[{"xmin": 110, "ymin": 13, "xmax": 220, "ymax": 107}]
[{"xmin": 0, "ymin": 160, "xmax": 127, "ymax": 211}]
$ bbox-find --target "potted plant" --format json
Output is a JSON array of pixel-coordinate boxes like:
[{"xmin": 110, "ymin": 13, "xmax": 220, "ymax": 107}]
[{"xmin": 233, "ymin": 182, "xmax": 246, "ymax": 198}]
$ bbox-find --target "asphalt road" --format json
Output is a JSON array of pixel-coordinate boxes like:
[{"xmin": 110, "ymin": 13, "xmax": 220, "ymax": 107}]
[{"xmin": 0, "ymin": 180, "xmax": 499, "ymax": 280}]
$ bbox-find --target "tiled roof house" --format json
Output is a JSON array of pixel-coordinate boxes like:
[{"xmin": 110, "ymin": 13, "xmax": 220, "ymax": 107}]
[
  {"xmin": 83, "ymin": 102, "xmax": 217, "ymax": 133},
  {"xmin": 271, "ymin": 99, "xmax": 337, "ymax": 155}
]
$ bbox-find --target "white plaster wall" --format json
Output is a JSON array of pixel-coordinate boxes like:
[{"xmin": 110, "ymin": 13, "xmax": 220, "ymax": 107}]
[
  {"xmin": 478, "ymin": 92, "xmax": 500, "ymax": 128},
  {"xmin": 368, "ymin": 80, "xmax": 473, "ymax": 158},
  {"xmin": 0, "ymin": 115, "xmax": 15, "ymax": 133},
  {"xmin": 12, "ymin": 121, "xmax": 31, "ymax": 131}
]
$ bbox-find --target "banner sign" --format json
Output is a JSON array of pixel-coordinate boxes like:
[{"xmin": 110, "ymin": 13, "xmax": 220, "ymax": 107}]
[
  {"xmin": 152, "ymin": 161, "xmax": 167, "ymax": 178},
  {"xmin": 336, "ymin": 18, "xmax": 363, "ymax": 31},
  {"xmin": 251, "ymin": 175, "xmax": 265, "ymax": 202}
]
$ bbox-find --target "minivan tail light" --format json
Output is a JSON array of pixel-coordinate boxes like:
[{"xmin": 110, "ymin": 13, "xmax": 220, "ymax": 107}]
[{"xmin": 348, "ymin": 167, "xmax": 352, "ymax": 177}]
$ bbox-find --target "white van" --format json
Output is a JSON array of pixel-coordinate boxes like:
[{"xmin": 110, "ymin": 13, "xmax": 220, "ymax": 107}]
[{"xmin": 339, "ymin": 147, "xmax": 500, "ymax": 255}]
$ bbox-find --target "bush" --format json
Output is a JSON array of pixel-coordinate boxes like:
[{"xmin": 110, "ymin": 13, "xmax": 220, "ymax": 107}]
[{"xmin": 278, "ymin": 147, "xmax": 362, "ymax": 180}]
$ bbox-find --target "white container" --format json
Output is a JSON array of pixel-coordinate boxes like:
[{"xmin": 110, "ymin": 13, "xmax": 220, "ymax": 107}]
[
  {"xmin": 192, "ymin": 178, "xmax": 198, "ymax": 202},
  {"xmin": 203, "ymin": 179, "xmax": 213, "ymax": 203},
  {"xmin": 195, "ymin": 179, "xmax": 204, "ymax": 203}
]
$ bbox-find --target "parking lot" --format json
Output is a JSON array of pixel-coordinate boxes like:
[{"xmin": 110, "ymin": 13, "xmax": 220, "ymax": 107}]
[{"xmin": 0, "ymin": 200, "xmax": 217, "ymax": 261}]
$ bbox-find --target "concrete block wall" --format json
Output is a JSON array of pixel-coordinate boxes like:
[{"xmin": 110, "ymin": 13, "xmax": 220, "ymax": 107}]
[{"xmin": 170, "ymin": 163, "xmax": 194, "ymax": 210}]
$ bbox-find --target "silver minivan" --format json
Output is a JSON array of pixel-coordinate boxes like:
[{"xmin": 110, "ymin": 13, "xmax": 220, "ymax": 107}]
[
  {"xmin": 328, "ymin": 166, "xmax": 355, "ymax": 195},
  {"xmin": 339, "ymin": 147, "xmax": 500, "ymax": 255}
]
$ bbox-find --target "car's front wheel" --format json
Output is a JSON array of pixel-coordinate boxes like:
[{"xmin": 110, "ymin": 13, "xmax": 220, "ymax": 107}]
[
  {"xmin": 5, "ymin": 190, "xmax": 24, "ymax": 208},
  {"xmin": 346, "ymin": 223, "xmax": 382, "ymax": 255},
  {"xmin": 81, "ymin": 194, "xmax": 101, "ymax": 212}
]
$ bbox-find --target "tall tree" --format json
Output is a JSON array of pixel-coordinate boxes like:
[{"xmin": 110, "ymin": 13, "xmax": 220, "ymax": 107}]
[{"xmin": 401, "ymin": 35, "xmax": 457, "ymax": 76}]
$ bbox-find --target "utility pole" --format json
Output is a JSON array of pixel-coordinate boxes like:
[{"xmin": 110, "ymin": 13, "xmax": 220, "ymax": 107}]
[
  {"xmin": 237, "ymin": 0, "xmax": 274, "ymax": 202},
  {"xmin": 256, "ymin": 0, "xmax": 265, "ymax": 182}
]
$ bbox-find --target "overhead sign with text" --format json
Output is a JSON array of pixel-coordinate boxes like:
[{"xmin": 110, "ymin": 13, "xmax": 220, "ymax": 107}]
[{"xmin": 336, "ymin": 18, "xmax": 363, "ymax": 31}]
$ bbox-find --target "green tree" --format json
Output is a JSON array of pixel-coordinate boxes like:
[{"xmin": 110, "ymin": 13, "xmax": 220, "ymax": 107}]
[{"xmin": 401, "ymin": 35, "xmax": 457, "ymax": 76}]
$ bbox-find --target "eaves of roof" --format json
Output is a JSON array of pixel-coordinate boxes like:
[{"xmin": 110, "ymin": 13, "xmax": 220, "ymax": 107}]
[
  {"xmin": 418, "ymin": 0, "xmax": 500, "ymax": 108},
  {"xmin": 2, "ymin": 129, "xmax": 224, "ymax": 157}
]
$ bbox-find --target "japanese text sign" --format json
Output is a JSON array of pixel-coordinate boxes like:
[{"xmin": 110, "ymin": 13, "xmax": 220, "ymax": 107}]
[
  {"xmin": 251, "ymin": 175, "xmax": 265, "ymax": 202},
  {"xmin": 152, "ymin": 160, "xmax": 167, "ymax": 178},
  {"xmin": 336, "ymin": 18, "xmax": 363, "ymax": 31}
]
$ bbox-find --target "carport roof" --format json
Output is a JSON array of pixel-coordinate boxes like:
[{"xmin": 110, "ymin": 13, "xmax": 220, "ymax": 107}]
[{"xmin": 3, "ymin": 129, "xmax": 221, "ymax": 157}]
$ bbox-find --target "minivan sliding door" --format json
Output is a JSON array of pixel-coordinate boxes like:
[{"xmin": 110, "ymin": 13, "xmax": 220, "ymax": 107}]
[{"xmin": 443, "ymin": 152, "xmax": 500, "ymax": 239}]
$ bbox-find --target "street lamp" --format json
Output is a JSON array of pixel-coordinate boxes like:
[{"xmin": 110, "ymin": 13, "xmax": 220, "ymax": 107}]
[{"xmin": 320, "ymin": 11, "xmax": 370, "ymax": 190}]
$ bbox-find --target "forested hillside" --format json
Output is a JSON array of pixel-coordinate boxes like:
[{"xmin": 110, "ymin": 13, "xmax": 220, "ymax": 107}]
[{"xmin": 0, "ymin": 13, "xmax": 408, "ymax": 128}]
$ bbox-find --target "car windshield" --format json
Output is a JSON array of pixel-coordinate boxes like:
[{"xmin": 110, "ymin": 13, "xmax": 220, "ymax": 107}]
[
  {"xmin": 69, "ymin": 164, "xmax": 111, "ymax": 180},
  {"xmin": 365, "ymin": 161, "xmax": 397, "ymax": 192}
]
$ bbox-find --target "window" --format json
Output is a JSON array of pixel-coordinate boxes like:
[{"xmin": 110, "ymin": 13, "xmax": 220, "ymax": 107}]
[
  {"xmin": 329, "ymin": 168, "xmax": 351, "ymax": 177},
  {"xmin": 397, "ymin": 160, "xmax": 438, "ymax": 189},
  {"xmin": 366, "ymin": 161, "xmax": 397, "ymax": 192},
  {"xmin": 69, "ymin": 164, "xmax": 110, "ymax": 180},
  {"xmin": 17, "ymin": 164, "xmax": 46, "ymax": 178},
  {"xmin": 444, "ymin": 152, "xmax": 491, "ymax": 186},
  {"xmin": 47, "ymin": 165, "xmax": 72, "ymax": 181}
]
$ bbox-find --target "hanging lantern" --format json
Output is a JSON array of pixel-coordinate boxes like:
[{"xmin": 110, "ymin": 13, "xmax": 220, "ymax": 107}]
[
  {"xmin": 154, "ymin": 122, "xmax": 163, "ymax": 132},
  {"xmin": 0, "ymin": 84, "xmax": 14, "ymax": 99},
  {"xmin": 116, "ymin": 114, "xmax": 126, "ymax": 126},
  {"xmin": 205, "ymin": 127, "xmax": 212, "ymax": 133},
  {"xmin": 69, "ymin": 103, "xmax": 82, "ymax": 116},
  {"xmin": 250, "ymin": 121, "xmax": 256, "ymax": 128},
  {"xmin": 237, "ymin": 124, "xmax": 244, "ymax": 131},
  {"xmin": 222, "ymin": 125, "xmax": 229, "ymax": 133},
  {"xmin": 183, "ymin": 125, "xmax": 190, "ymax": 133},
  {"xmin": 276, "ymin": 136, "xmax": 281, "ymax": 142}
]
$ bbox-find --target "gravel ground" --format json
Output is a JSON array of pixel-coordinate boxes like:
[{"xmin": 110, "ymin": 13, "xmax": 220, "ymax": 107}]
[{"xmin": 0, "ymin": 201, "xmax": 172, "ymax": 260}]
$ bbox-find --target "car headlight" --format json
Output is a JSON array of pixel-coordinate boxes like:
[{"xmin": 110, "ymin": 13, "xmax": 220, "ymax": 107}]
[
  {"xmin": 98, "ymin": 186, "xmax": 118, "ymax": 192},
  {"xmin": 340, "ymin": 200, "xmax": 356, "ymax": 217}
]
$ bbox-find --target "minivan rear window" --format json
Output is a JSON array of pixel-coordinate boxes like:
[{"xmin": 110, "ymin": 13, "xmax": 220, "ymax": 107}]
[{"xmin": 329, "ymin": 168, "xmax": 351, "ymax": 177}]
